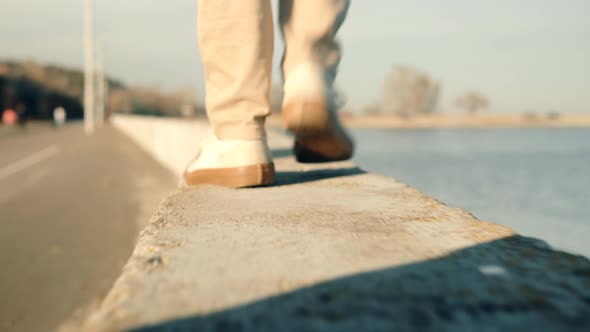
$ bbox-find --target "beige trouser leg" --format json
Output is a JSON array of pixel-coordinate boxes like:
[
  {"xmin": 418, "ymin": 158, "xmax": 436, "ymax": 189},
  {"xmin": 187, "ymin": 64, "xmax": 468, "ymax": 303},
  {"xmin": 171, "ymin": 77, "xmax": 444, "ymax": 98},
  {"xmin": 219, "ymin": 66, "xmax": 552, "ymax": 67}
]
[
  {"xmin": 198, "ymin": 0, "xmax": 348, "ymax": 140},
  {"xmin": 197, "ymin": 0, "xmax": 273, "ymax": 140},
  {"xmin": 279, "ymin": 0, "xmax": 350, "ymax": 86}
]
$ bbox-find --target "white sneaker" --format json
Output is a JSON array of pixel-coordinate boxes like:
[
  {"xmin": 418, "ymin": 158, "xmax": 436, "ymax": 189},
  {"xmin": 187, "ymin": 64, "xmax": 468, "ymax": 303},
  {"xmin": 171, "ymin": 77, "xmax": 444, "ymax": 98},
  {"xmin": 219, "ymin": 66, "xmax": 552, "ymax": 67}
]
[
  {"xmin": 282, "ymin": 62, "xmax": 354, "ymax": 163},
  {"xmin": 183, "ymin": 134, "xmax": 275, "ymax": 188}
]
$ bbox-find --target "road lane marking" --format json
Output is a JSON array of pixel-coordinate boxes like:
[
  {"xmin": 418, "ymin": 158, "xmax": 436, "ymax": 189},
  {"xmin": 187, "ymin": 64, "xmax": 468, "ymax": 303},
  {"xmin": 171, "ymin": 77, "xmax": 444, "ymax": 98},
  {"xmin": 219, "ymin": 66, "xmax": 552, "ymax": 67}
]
[{"xmin": 0, "ymin": 145, "xmax": 60, "ymax": 181}]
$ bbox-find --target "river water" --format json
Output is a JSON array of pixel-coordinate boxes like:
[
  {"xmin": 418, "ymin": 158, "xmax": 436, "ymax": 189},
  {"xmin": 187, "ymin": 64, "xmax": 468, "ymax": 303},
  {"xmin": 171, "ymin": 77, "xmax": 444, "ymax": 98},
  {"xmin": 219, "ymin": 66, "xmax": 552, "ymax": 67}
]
[{"xmin": 353, "ymin": 128, "xmax": 590, "ymax": 257}]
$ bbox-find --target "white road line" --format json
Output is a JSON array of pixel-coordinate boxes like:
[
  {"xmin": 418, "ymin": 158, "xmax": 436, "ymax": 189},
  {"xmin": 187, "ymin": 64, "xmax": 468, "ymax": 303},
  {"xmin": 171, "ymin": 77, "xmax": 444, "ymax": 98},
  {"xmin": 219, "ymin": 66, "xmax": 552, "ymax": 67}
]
[{"xmin": 0, "ymin": 145, "xmax": 60, "ymax": 181}]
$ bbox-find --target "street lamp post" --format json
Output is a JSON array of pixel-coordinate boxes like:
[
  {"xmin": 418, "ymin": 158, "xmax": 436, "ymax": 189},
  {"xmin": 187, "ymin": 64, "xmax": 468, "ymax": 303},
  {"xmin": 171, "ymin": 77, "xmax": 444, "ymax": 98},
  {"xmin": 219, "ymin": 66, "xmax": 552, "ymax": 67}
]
[
  {"xmin": 84, "ymin": 0, "xmax": 95, "ymax": 135},
  {"xmin": 96, "ymin": 42, "xmax": 105, "ymax": 127}
]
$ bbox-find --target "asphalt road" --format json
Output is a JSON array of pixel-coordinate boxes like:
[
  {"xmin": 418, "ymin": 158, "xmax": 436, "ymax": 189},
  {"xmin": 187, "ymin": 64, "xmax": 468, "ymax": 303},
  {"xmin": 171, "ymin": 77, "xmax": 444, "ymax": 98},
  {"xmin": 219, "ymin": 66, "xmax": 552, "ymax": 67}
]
[{"xmin": 0, "ymin": 122, "xmax": 175, "ymax": 332}]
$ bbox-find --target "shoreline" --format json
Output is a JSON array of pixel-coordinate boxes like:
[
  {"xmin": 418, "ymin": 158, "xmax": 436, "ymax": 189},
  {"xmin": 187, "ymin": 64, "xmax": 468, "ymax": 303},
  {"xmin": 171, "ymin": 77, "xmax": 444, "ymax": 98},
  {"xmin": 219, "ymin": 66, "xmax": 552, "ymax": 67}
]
[
  {"xmin": 268, "ymin": 112, "xmax": 590, "ymax": 129},
  {"xmin": 342, "ymin": 113, "xmax": 590, "ymax": 129}
]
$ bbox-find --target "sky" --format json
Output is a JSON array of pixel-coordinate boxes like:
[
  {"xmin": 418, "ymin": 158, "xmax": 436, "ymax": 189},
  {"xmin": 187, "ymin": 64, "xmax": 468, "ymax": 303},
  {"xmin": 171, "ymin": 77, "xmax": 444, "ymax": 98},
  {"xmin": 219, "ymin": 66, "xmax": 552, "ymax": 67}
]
[{"xmin": 1, "ymin": 0, "xmax": 589, "ymax": 113}]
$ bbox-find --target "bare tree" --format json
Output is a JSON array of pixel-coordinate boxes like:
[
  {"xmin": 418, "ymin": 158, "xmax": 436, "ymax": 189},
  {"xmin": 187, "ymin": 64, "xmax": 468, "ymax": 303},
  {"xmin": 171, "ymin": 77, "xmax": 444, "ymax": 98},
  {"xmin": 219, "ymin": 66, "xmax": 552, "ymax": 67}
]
[
  {"xmin": 381, "ymin": 65, "xmax": 441, "ymax": 115},
  {"xmin": 270, "ymin": 83, "xmax": 284, "ymax": 114},
  {"xmin": 454, "ymin": 92, "xmax": 490, "ymax": 113}
]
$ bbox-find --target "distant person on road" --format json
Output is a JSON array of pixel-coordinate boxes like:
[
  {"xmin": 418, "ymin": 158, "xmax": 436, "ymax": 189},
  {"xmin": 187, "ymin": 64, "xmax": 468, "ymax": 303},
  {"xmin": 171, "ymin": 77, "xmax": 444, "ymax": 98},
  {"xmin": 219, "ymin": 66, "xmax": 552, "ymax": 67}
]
[
  {"xmin": 53, "ymin": 106, "xmax": 66, "ymax": 128},
  {"xmin": 184, "ymin": 0, "xmax": 353, "ymax": 188},
  {"xmin": 16, "ymin": 103, "xmax": 28, "ymax": 129}
]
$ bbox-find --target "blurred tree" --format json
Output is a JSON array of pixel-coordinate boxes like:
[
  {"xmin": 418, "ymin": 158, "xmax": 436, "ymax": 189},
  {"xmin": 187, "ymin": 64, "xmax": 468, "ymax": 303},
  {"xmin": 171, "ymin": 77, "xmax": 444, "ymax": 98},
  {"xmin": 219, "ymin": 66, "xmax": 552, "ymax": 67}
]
[
  {"xmin": 109, "ymin": 89, "xmax": 133, "ymax": 114},
  {"xmin": 361, "ymin": 103, "xmax": 381, "ymax": 115},
  {"xmin": 0, "ymin": 60, "xmax": 206, "ymax": 119},
  {"xmin": 0, "ymin": 60, "xmax": 124, "ymax": 119},
  {"xmin": 108, "ymin": 85, "xmax": 203, "ymax": 117},
  {"xmin": 454, "ymin": 92, "xmax": 490, "ymax": 113},
  {"xmin": 270, "ymin": 83, "xmax": 284, "ymax": 114},
  {"xmin": 381, "ymin": 65, "xmax": 441, "ymax": 115}
]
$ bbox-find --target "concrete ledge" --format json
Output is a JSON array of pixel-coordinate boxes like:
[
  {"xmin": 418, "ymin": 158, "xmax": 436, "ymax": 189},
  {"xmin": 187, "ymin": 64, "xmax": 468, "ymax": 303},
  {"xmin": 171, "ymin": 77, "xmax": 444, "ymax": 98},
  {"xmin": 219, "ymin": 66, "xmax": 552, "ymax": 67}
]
[
  {"xmin": 111, "ymin": 114, "xmax": 210, "ymax": 176},
  {"xmin": 76, "ymin": 115, "xmax": 590, "ymax": 331}
]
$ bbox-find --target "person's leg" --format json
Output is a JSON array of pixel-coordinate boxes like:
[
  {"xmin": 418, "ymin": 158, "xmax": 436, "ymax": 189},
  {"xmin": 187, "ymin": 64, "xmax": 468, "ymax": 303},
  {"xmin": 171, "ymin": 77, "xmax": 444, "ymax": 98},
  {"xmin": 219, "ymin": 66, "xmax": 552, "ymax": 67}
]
[
  {"xmin": 184, "ymin": 0, "xmax": 275, "ymax": 188},
  {"xmin": 198, "ymin": 0, "xmax": 273, "ymax": 140},
  {"xmin": 279, "ymin": 0, "xmax": 353, "ymax": 163}
]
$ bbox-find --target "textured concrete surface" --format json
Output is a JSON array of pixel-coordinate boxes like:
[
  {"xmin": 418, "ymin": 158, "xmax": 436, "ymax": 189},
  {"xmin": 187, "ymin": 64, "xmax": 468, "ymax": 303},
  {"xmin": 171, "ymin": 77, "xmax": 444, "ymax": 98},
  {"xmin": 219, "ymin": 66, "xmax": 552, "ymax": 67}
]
[{"xmin": 71, "ymin": 116, "xmax": 590, "ymax": 331}]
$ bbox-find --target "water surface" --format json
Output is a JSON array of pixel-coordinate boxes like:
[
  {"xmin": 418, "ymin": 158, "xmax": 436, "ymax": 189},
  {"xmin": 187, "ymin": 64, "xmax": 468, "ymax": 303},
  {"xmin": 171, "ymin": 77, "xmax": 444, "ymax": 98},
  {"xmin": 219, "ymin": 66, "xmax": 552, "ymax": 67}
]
[{"xmin": 353, "ymin": 128, "xmax": 590, "ymax": 256}]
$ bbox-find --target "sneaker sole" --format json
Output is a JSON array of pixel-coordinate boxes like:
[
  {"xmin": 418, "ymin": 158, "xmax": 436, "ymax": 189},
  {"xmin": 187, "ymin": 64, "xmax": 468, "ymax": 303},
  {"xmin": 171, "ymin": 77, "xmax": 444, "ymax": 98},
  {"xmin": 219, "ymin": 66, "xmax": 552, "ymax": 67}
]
[
  {"xmin": 283, "ymin": 101, "xmax": 353, "ymax": 163},
  {"xmin": 183, "ymin": 163, "xmax": 275, "ymax": 188}
]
